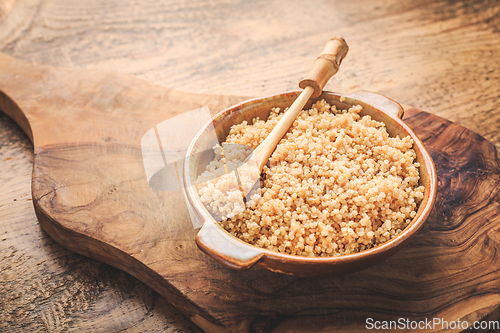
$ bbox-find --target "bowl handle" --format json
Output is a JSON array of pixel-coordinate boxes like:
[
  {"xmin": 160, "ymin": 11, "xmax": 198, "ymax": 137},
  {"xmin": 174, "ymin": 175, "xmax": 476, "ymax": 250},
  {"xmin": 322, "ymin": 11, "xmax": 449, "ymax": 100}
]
[
  {"xmin": 195, "ymin": 222, "xmax": 265, "ymax": 270},
  {"xmin": 347, "ymin": 90, "xmax": 404, "ymax": 119}
]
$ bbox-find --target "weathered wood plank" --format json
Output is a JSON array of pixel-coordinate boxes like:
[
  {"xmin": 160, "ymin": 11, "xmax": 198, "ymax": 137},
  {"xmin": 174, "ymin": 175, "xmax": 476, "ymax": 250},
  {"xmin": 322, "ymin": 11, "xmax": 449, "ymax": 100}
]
[
  {"xmin": 1, "ymin": 53, "xmax": 500, "ymax": 332},
  {"xmin": 2, "ymin": 0, "xmax": 500, "ymax": 331},
  {"xmin": 1, "ymin": 0, "xmax": 499, "ymax": 149}
]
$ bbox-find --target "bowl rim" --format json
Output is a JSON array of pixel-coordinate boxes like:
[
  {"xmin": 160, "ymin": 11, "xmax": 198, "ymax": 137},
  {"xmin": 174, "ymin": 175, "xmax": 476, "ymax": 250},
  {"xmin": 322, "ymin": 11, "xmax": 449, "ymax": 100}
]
[{"xmin": 184, "ymin": 90, "xmax": 438, "ymax": 267}]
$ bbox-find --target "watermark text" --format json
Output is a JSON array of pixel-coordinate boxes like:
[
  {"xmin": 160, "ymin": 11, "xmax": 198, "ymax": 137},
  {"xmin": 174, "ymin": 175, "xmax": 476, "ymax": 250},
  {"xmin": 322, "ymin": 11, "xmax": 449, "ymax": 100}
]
[{"xmin": 366, "ymin": 317, "xmax": 500, "ymax": 330}]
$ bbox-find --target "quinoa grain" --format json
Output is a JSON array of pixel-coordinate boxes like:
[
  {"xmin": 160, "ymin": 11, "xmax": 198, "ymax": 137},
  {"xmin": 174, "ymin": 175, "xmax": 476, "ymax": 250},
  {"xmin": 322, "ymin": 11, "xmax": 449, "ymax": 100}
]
[{"xmin": 197, "ymin": 100, "xmax": 425, "ymax": 257}]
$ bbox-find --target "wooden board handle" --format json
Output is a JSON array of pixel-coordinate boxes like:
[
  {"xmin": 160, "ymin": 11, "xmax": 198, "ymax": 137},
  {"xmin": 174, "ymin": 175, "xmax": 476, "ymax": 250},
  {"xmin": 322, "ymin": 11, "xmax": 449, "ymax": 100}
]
[{"xmin": 298, "ymin": 37, "xmax": 349, "ymax": 98}]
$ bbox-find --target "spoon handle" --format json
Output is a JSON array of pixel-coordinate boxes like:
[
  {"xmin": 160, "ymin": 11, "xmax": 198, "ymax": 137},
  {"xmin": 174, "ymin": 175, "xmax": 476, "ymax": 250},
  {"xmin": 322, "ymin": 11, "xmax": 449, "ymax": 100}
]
[
  {"xmin": 252, "ymin": 86, "xmax": 314, "ymax": 169},
  {"xmin": 252, "ymin": 37, "xmax": 349, "ymax": 169},
  {"xmin": 299, "ymin": 36, "xmax": 349, "ymax": 98}
]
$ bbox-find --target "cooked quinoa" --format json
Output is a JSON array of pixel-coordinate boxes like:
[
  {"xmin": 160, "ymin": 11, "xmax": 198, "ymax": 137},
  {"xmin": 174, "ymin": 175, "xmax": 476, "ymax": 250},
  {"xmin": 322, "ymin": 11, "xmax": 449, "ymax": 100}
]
[{"xmin": 196, "ymin": 100, "xmax": 425, "ymax": 257}]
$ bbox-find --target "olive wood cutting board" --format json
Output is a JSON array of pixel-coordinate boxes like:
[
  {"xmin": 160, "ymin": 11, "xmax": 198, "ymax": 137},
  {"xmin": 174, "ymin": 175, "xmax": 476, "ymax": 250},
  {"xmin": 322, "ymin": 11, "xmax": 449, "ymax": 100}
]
[{"xmin": 1, "ymin": 52, "xmax": 500, "ymax": 332}]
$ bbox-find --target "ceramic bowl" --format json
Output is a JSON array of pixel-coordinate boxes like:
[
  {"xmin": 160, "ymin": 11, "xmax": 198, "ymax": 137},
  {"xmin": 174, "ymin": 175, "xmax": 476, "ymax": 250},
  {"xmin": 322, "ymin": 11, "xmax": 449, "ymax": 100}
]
[{"xmin": 184, "ymin": 90, "xmax": 437, "ymax": 277}]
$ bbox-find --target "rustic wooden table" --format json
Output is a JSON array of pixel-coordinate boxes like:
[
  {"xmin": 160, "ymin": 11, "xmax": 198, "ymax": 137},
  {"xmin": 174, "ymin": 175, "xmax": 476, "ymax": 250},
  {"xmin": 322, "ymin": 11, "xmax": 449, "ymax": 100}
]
[{"xmin": 1, "ymin": 0, "xmax": 500, "ymax": 332}]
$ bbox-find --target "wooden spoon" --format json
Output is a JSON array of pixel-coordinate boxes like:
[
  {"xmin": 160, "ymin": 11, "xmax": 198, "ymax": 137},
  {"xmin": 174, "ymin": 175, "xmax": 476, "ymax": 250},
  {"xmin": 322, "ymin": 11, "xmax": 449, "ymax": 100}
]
[
  {"xmin": 195, "ymin": 38, "xmax": 348, "ymax": 222},
  {"xmin": 235, "ymin": 37, "xmax": 349, "ymax": 195}
]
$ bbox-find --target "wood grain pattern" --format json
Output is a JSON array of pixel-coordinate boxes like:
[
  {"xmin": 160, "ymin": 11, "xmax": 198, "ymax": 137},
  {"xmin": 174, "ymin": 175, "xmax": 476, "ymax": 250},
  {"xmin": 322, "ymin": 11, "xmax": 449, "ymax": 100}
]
[
  {"xmin": 1, "ymin": 0, "xmax": 499, "ymax": 149},
  {"xmin": 2, "ymin": 52, "xmax": 500, "ymax": 332},
  {"xmin": 0, "ymin": 112, "xmax": 203, "ymax": 333},
  {"xmin": 1, "ymin": 0, "xmax": 500, "ymax": 331}
]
